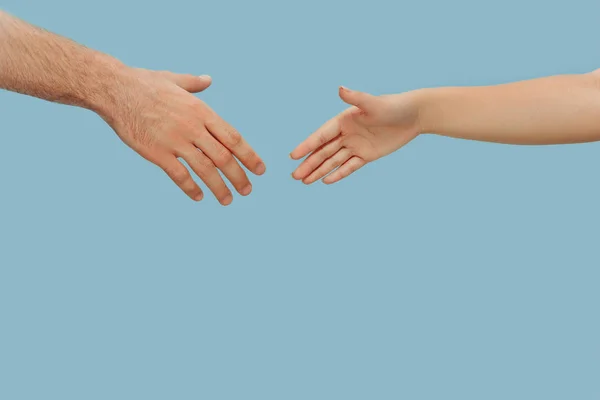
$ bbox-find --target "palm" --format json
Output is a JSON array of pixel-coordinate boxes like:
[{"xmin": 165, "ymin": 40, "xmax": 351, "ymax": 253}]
[
  {"xmin": 338, "ymin": 109, "xmax": 418, "ymax": 163},
  {"xmin": 291, "ymin": 88, "xmax": 419, "ymax": 185}
]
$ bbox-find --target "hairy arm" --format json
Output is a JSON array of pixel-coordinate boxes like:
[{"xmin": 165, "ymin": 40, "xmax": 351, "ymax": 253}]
[
  {"xmin": 0, "ymin": 10, "xmax": 123, "ymax": 114},
  {"xmin": 0, "ymin": 10, "xmax": 265, "ymax": 204},
  {"xmin": 416, "ymin": 71, "xmax": 600, "ymax": 145}
]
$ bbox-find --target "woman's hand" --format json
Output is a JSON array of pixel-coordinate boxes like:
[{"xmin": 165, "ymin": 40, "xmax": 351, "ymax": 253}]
[{"xmin": 290, "ymin": 86, "xmax": 422, "ymax": 184}]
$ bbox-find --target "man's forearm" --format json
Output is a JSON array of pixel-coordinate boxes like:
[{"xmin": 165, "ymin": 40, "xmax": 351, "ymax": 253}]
[
  {"xmin": 416, "ymin": 72, "xmax": 600, "ymax": 145},
  {"xmin": 0, "ymin": 10, "xmax": 124, "ymax": 114}
]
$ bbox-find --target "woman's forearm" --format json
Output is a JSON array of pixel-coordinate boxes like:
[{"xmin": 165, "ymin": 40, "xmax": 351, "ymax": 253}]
[{"xmin": 416, "ymin": 71, "xmax": 600, "ymax": 145}]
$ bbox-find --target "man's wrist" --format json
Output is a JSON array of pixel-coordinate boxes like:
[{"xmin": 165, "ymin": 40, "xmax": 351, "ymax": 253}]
[{"xmin": 77, "ymin": 52, "xmax": 132, "ymax": 117}]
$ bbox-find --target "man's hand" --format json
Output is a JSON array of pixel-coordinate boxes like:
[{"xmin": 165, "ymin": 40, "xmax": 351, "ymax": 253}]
[
  {"xmin": 98, "ymin": 67, "xmax": 266, "ymax": 204},
  {"xmin": 290, "ymin": 86, "xmax": 420, "ymax": 184},
  {"xmin": 0, "ymin": 10, "xmax": 265, "ymax": 205}
]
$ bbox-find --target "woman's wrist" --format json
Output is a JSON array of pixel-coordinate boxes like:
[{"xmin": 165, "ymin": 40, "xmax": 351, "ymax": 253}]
[{"xmin": 410, "ymin": 87, "xmax": 444, "ymax": 135}]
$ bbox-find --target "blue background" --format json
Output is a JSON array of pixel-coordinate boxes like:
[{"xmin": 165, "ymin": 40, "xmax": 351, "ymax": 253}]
[{"xmin": 1, "ymin": 1, "xmax": 599, "ymax": 399}]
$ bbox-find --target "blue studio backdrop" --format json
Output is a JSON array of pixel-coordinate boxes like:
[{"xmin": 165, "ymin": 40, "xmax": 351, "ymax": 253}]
[{"xmin": 0, "ymin": 1, "xmax": 599, "ymax": 399}]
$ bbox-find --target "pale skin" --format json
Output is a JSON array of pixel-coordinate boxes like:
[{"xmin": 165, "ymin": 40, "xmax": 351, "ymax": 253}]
[
  {"xmin": 0, "ymin": 11, "xmax": 265, "ymax": 205},
  {"xmin": 291, "ymin": 70, "xmax": 600, "ymax": 184}
]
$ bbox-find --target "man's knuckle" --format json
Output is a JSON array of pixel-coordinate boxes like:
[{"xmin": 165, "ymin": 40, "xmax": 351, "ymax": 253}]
[
  {"xmin": 238, "ymin": 149, "xmax": 256, "ymax": 163},
  {"xmin": 182, "ymin": 100, "xmax": 198, "ymax": 114},
  {"xmin": 166, "ymin": 165, "xmax": 190, "ymax": 185},
  {"xmin": 246, "ymin": 150, "xmax": 258, "ymax": 162},
  {"xmin": 215, "ymin": 149, "xmax": 234, "ymax": 167},
  {"xmin": 227, "ymin": 129, "xmax": 242, "ymax": 147},
  {"xmin": 191, "ymin": 153, "xmax": 214, "ymax": 173},
  {"xmin": 203, "ymin": 114, "xmax": 218, "ymax": 128}
]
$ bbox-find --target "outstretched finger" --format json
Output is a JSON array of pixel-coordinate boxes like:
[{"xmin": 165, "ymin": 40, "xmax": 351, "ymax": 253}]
[
  {"xmin": 192, "ymin": 130, "xmax": 253, "ymax": 196},
  {"xmin": 303, "ymin": 148, "xmax": 352, "ymax": 184},
  {"xmin": 205, "ymin": 115, "xmax": 266, "ymax": 176},
  {"xmin": 290, "ymin": 116, "xmax": 341, "ymax": 160},
  {"xmin": 159, "ymin": 156, "xmax": 204, "ymax": 201},
  {"xmin": 177, "ymin": 145, "xmax": 233, "ymax": 206},
  {"xmin": 292, "ymin": 135, "xmax": 343, "ymax": 180},
  {"xmin": 322, "ymin": 156, "xmax": 366, "ymax": 185}
]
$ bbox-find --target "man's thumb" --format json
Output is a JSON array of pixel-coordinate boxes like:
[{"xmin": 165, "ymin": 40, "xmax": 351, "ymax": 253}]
[
  {"xmin": 339, "ymin": 86, "xmax": 374, "ymax": 110},
  {"xmin": 163, "ymin": 72, "xmax": 212, "ymax": 93}
]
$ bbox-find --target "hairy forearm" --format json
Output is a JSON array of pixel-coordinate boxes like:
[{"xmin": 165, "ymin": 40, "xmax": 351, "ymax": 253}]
[
  {"xmin": 0, "ymin": 10, "xmax": 125, "ymax": 114},
  {"xmin": 416, "ymin": 72, "xmax": 600, "ymax": 145}
]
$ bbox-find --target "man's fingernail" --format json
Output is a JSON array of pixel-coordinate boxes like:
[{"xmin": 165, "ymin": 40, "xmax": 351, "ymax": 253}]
[
  {"xmin": 255, "ymin": 163, "xmax": 266, "ymax": 175},
  {"xmin": 198, "ymin": 74, "xmax": 211, "ymax": 79},
  {"xmin": 240, "ymin": 184, "xmax": 252, "ymax": 196},
  {"xmin": 221, "ymin": 194, "xmax": 233, "ymax": 206},
  {"xmin": 194, "ymin": 193, "xmax": 203, "ymax": 201}
]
